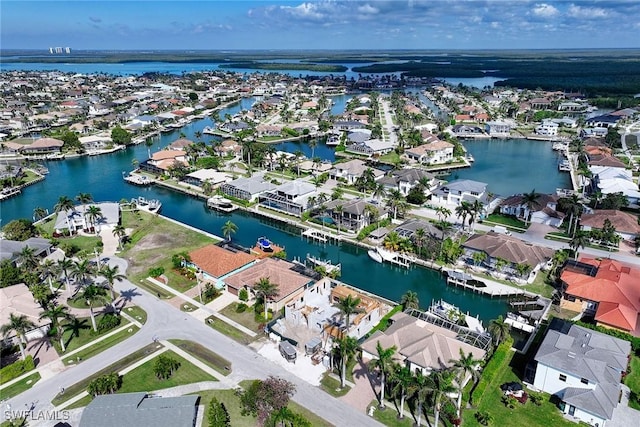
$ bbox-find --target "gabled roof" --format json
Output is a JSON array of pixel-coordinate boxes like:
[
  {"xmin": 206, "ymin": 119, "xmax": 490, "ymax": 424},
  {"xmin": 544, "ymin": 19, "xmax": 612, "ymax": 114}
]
[
  {"xmin": 438, "ymin": 179, "xmax": 487, "ymax": 194},
  {"xmin": 189, "ymin": 244, "xmax": 256, "ymax": 278},
  {"xmin": 580, "ymin": 210, "xmax": 640, "ymax": 235}
]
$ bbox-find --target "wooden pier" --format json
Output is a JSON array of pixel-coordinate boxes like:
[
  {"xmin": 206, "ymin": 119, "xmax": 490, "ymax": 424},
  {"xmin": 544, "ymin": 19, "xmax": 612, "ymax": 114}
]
[{"xmin": 124, "ymin": 174, "xmax": 153, "ymax": 186}]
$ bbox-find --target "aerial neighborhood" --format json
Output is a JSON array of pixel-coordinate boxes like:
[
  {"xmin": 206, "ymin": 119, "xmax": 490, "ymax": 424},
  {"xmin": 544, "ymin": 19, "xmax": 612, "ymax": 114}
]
[{"xmin": 1, "ymin": 52, "xmax": 640, "ymax": 427}]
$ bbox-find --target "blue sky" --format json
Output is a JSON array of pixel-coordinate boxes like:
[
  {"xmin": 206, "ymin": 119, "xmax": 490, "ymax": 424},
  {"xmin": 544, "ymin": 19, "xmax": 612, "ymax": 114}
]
[{"xmin": 2, "ymin": 1, "xmax": 639, "ymax": 50}]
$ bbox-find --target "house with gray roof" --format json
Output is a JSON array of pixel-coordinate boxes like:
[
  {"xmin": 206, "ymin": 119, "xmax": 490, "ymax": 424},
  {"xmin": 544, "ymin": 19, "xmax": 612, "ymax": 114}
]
[
  {"xmin": 323, "ymin": 198, "xmax": 387, "ymax": 232},
  {"xmin": 259, "ymin": 179, "xmax": 317, "ymax": 216},
  {"xmin": 79, "ymin": 392, "xmax": 199, "ymax": 427},
  {"xmin": 329, "ymin": 159, "xmax": 384, "ymax": 185},
  {"xmin": 378, "ymin": 168, "xmax": 436, "ymax": 197},
  {"xmin": 53, "ymin": 202, "xmax": 120, "ymax": 234},
  {"xmin": 220, "ymin": 173, "xmax": 276, "ymax": 201},
  {"xmin": 0, "ymin": 237, "xmax": 52, "ymax": 265},
  {"xmin": 532, "ymin": 320, "xmax": 631, "ymax": 427}
]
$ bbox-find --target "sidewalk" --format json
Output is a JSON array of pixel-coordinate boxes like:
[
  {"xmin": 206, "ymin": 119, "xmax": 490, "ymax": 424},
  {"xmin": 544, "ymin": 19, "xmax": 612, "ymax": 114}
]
[
  {"xmin": 160, "ymin": 340, "xmax": 232, "ymax": 386},
  {"xmin": 146, "ymin": 277, "xmax": 257, "ymax": 337}
]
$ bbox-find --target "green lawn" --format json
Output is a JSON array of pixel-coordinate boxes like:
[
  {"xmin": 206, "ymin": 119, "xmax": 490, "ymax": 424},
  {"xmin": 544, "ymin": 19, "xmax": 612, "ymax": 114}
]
[
  {"xmin": 168, "ymin": 339, "xmax": 232, "ymax": 376},
  {"xmin": 140, "ymin": 278, "xmax": 173, "ymax": 299},
  {"xmin": 195, "ymin": 387, "xmax": 334, "ymax": 427},
  {"xmin": 205, "ymin": 315, "xmax": 255, "ymax": 345},
  {"xmin": 219, "ymin": 303, "xmax": 264, "ymax": 333},
  {"xmin": 53, "ymin": 314, "xmax": 130, "ymax": 355},
  {"xmin": 124, "ymin": 305, "xmax": 147, "ymax": 324},
  {"xmin": 484, "ymin": 214, "xmax": 528, "ymax": 230},
  {"xmin": 320, "ymin": 373, "xmax": 351, "ymax": 397},
  {"xmin": 51, "ymin": 343, "xmax": 163, "ymax": 406},
  {"xmin": 462, "ymin": 350, "xmax": 577, "ymax": 427},
  {"xmin": 120, "ymin": 211, "xmax": 217, "ymax": 293},
  {"xmin": 371, "ymin": 400, "xmax": 415, "ymax": 427},
  {"xmin": 624, "ymin": 355, "xmax": 640, "ymax": 410},
  {"xmin": 118, "ymin": 350, "xmax": 216, "ymax": 394},
  {"xmin": 0, "ymin": 372, "xmax": 41, "ymax": 400},
  {"xmin": 64, "ymin": 325, "xmax": 139, "ymax": 363}
]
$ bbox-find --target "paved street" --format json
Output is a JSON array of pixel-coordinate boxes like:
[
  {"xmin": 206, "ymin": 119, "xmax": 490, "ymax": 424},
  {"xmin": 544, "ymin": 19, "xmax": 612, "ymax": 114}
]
[{"xmin": 4, "ymin": 257, "xmax": 381, "ymax": 427}]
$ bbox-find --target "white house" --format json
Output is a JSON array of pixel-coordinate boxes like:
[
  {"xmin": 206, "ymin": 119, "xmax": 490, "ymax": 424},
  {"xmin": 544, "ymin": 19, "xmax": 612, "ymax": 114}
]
[
  {"xmin": 535, "ymin": 120, "xmax": 559, "ymax": 136},
  {"xmin": 485, "ymin": 121, "xmax": 511, "ymax": 136},
  {"xmin": 431, "ymin": 179, "xmax": 488, "ymax": 207},
  {"xmin": 532, "ymin": 320, "xmax": 631, "ymax": 427},
  {"xmin": 405, "ymin": 140, "xmax": 454, "ymax": 165},
  {"xmin": 329, "ymin": 159, "xmax": 383, "ymax": 185},
  {"xmin": 499, "ymin": 193, "xmax": 565, "ymax": 228}
]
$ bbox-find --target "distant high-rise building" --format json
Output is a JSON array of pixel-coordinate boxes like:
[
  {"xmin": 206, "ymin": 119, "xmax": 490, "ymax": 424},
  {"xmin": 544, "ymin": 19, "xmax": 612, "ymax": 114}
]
[{"xmin": 48, "ymin": 47, "xmax": 71, "ymax": 54}]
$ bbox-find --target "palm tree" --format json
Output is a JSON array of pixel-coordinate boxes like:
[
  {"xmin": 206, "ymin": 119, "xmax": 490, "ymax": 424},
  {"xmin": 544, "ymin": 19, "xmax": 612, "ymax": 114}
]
[
  {"xmin": 413, "ymin": 227, "xmax": 426, "ymax": 257},
  {"xmin": 336, "ymin": 335, "xmax": 359, "ymax": 388},
  {"xmin": 33, "ymin": 206, "xmax": 48, "ymax": 221},
  {"xmin": 40, "ymin": 259, "xmax": 58, "ymax": 292},
  {"xmin": 337, "ymin": 294, "xmax": 362, "ymax": 331},
  {"xmin": 16, "ymin": 246, "xmax": 38, "ymax": 270},
  {"xmin": 409, "ymin": 371, "xmax": 430, "ymax": 427},
  {"xmin": 390, "ymin": 364, "xmax": 413, "ymax": 419},
  {"xmin": 221, "ymin": 220, "xmax": 238, "ymax": 242},
  {"xmin": 569, "ymin": 231, "xmax": 589, "ymax": 259},
  {"xmin": 57, "ymin": 257, "xmax": 74, "ymax": 296},
  {"xmin": 487, "ymin": 315, "xmax": 511, "ymax": 346},
  {"xmin": 521, "ymin": 189, "xmax": 540, "ymax": 224},
  {"xmin": 400, "ymin": 291, "xmax": 419, "ymax": 310},
  {"xmin": 369, "ymin": 342, "xmax": 397, "ymax": 408},
  {"xmin": 472, "ymin": 251, "xmax": 487, "ymax": 268},
  {"xmin": 39, "ymin": 304, "xmax": 73, "ymax": 352},
  {"xmin": 334, "ymin": 204, "xmax": 344, "ymax": 236},
  {"xmin": 450, "ymin": 349, "xmax": 483, "ymax": 417},
  {"xmin": 308, "ymin": 138, "xmax": 318, "ymax": 159},
  {"xmin": 435, "ymin": 206, "xmax": 452, "ymax": 225},
  {"xmin": 372, "ymin": 183, "xmax": 386, "ymax": 203},
  {"xmin": 558, "ymin": 194, "xmax": 584, "ymax": 237},
  {"xmin": 253, "ymin": 277, "xmax": 279, "ymax": 320},
  {"xmin": 469, "ymin": 199, "xmax": 484, "ymax": 231},
  {"xmin": 112, "ymin": 224, "xmax": 126, "ymax": 250},
  {"xmin": 386, "ymin": 189, "xmax": 404, "ymax": 220},
  {"xmin": 75, "ymin": 192, "xmax": 93, "ymax": 209},
  {"xmin": 85, "ymin": 205, "xmax": 103, "ymax": 233},
  {"xmin": 1, "ymin": 313, "xmax": 36, "ymax": 360},
  {"xmin": 455, "ymin": 201, "xmax": 473, "ymax": 230},
  {"xmin": 81, "ymin": 284, "xmax": 109, "ymax": 332},
  {"xmin": 71, "ymin": 259, "xmax": 94, "ymax": 294},
  {"xmin": 100, "ymin": 264, "xmax": 125, "ymax": 305},
  {"xmin": 429, "ymin": 370, "xmax": 458, "ymax": 427}
]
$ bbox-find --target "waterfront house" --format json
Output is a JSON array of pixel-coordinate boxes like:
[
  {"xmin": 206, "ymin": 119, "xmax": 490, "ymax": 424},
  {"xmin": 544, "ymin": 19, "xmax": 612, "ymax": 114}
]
[
  {"xmin": 579, "ymin": 210, "xmax": 640, "ymax": 243},
  {"xmin": 450, "ymin": 124, "xmax": 485, "ymax": 137},
  {"xmin": 499, "ymin": 193, "xmax": 565, "ymax": 227},
  {"xmin": 20, "ymin": 137, "xmax": 64, "ymax": 154},
  {"xmin": 586, "ymin": 115, "xmax": 621, "ymax": 128},
  {"xmin": 532, "ymin": 319, "xmax": 631, "ymax": 426},
  {"xmin": 394, "ymin": 218, "xmax": 444, "ymax": 241},
  {"xmin": 530, "ymin": 98, "xmax": 552, "ymax": 110},
  {"xmin": 431, "ymin": 179, "xmax": 488, "ymax": 207},
  {"xmin": 484, "ymin": 121, "xmax": 511, "ymax": 136},
  {"xmin": 259, "ymin": 180, "xmax": 317, "ymax": 216},
  {"xmin": 187, "ymin": 244, "xmax": 257, "ymax": 288},
  {"xmin": 224, "ymin": 257, "xmax": 315, "ymax": 311},
  {"xmin": 329, "ymin": 159, "xmax": 384, "ymax": 185},
  {"xmin": 282, "ymin": 280, "xmax": 386, "ymax": 340},
  {"xmin": 333, "ymin": 120, "xmax": 366, "ymax": 132},
  {"xmin": 219, "ymin": 173, "xmax": 276, "ymax": 202},
  {"xmin": 79, "ymin": 392, "xmax": 199, "ymax": 427},
  {"xmin": 183, "ymin": 169, "xmax": 231, "ymax": 188},
  {"xmin": 462, "ymin": 232, "xmax": 554, "ymax": 281},
  {"xmin": 345, "ymin": 139, "xmax": 395, "ymax": 157},
  {"xmin": 139, "ymin": 149, "xmax": 188, "ymax": 176},
  {"xmin": 214, "ymin": 139, "xmax": 241, "ymax": 158},
  {"xmin": 79, "ymin": 134, "xmax": 112, "ymax": 151},
  {"xmin": 361, "ymin": 311, "xmax": 486, "ymax": 375},
  {"xmin": 535, "ymin": 120, "xmax": 559, "ymax": 136},
  {"xmin": 580, "ymin": 128, "xmax": 609, "ymax": 138},
  {"xmin": 168, "ymin": 138, "xmax": 194, "ymax": 151},
  {"xmin": 378, "ymin": 169, "xmax": 436, "ymax": 197},
  {"xmin": 405, "ymin": 139, "xmax": 455, "ymax": 165},
  {"xmin": 323, "ymin": 198, "xmax": 387, "ymax": 232},
  {"xmin": 53, "ymin": 202, "xmax": 121, "ymax": 235},
  {"xmin": 560, "ymin": 258, "xmax": 640, "ymax": 334}
]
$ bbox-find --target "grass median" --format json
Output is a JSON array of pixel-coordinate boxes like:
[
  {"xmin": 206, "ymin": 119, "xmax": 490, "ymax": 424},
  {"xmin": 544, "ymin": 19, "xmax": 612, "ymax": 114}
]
[
  {"xmin": 0, "ymin": 372, "xmax": 41, "ymax": 400},
  {"xmin": 168, "ymin": 339, "xmax": 232, "ymax": 376},
  {"xmin": 205, "ymin": 315, "xmax": 254, "ymax": 345},
  {"xmin": 63, "ymin": 325, "xmax": 139, "ymax": 363}
]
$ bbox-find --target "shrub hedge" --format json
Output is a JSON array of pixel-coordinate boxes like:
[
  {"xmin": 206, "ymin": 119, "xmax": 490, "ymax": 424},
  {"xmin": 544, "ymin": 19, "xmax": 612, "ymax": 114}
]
[
  {"xmin": 471, "ymin": 337, "xmax": 514, "ymax": 405},
  {"xmin": 0, "ymin": 355, "xmax": 35, "ymax": 384}
]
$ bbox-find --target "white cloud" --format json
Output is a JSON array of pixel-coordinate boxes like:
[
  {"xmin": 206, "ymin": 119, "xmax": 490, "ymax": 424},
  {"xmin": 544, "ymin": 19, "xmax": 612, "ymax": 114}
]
[
  {"xmin": 357, "ymin": 4, "xmax": 379, "ymax": 15},
  {"xmin": 280, "ymin": 2, "xmax": 325, "ymax": 21},
  {"xmin": 532, "ymin": 3, "xmax": 559, "ymax": 18},
  {"xmin": 567, "ymin": 4, "xmax": 608, "ymax": 19}
]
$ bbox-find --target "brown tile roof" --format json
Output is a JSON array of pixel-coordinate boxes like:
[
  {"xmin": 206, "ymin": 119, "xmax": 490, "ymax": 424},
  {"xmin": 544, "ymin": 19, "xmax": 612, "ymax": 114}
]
[
  {"xmin": 224, "ymin": 258, "xmax": 312, "ymax": 301},
  {"xmin": 30, "ymin": 138, "xmax": 64, "ymax": 149},
  {"xmin": 361, "ymin": 312, "xmax": 485, "ymax": 370},
  {"xmin": 463, "ymin": 232, "xmax": 554, "ymax": 266},
  {"xmin": 562, "ymin": 258, "xmax": 640, "ymax": 332},
  {"xmin": 588, "ymin": 155, "xmax": 626, "ymax": 168},
  {"xmin": 189, "ymin": 244, "xmax": 256, "ymax": 278},
  {"xmin": 151, "ymin": 149, "xmax": 186, "ymax": 161},
  {"xmin": 581, "ymin": 210, "xmax": 640, "ymax": 234}
]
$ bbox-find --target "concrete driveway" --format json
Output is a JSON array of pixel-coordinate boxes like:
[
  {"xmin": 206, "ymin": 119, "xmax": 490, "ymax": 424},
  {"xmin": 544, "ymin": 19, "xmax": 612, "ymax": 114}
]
[{"xmin": 608, "ymin": 385, "xmax": 640, "ymax": 427}]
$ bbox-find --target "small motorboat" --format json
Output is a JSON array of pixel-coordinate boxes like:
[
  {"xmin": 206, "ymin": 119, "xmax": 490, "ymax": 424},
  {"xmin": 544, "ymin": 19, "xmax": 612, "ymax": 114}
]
[
  {"xmin": 257, "ymin": 237, "xmax": 273, "ymax": 251},
  {"xmin": 367, "ymin": 249, "xmax": 383, "ymax": 263}
]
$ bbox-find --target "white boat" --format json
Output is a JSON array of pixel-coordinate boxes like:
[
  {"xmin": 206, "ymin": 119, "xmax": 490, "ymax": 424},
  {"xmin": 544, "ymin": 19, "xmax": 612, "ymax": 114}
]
[
  {"xmin": 558, "ymin": 160, "xmax": 571, "ymax": 172},
  {"xmin": 367, "ymin": 249, "xmax": 383, "ymax": 263},
  {"xmin": 132, "ymin": 196, "xmax": 162, "ymax": 213},
  {"xmin": 203, "ymin": 126, "xmax": 217, "ymax": 135},
  {"xmin": 326, "ymin": 134, "xmax": 340, "ymax": 146},
  {"xmin": 505, "ymin": 312, "xmax": 535, "ymax": 333},
  {"xmin": 429, "ymin": 299, "xmax": 485, "ymax": 334},
  {"xmin": 207, "ymin": 195, "xmax": 237, "ymax": 212}
]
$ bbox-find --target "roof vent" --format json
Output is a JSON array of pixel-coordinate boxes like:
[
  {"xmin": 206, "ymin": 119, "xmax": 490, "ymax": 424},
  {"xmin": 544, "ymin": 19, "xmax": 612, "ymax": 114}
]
[
  {"xmin": 568, "ymin": 352, "xmax": 576, "ymax": 358},
  {"xmin": 581, "ymin": 344, "xmax": 586, "ymax": 348}
]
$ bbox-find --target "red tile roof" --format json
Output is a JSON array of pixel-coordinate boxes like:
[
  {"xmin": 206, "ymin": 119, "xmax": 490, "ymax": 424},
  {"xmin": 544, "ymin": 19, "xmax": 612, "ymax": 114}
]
[
  {"xmin": 189, "ymin": 244, "xmax": 256, "ymax": 278},
  {"xmin": 562, "ymin": 258, "xmax": 640, "ymax": 332}
]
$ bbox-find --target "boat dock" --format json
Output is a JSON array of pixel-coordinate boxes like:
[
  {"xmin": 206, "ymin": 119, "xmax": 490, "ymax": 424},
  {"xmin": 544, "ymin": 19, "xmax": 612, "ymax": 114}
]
[
  {"xmin": 301, "ymin": 228, "xmax": 341, "ymax": 243},
  {"xmin": 444, "ymin": 269, "xmax": 525, "ymax": 297},
  {"xmin": 124, "ymin": 174, "xmax": 153, "ymax": 186},
  {"xmin": 0, "ymin": 187, "xmax": 21, "ymax": 201},
  {"xmin": 305, "ymin": 254, "xmax": 341, "ymax": 275},
  {"xmin": 376, "ymin": 247, "xmax": 415, "ymax": 269}
]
